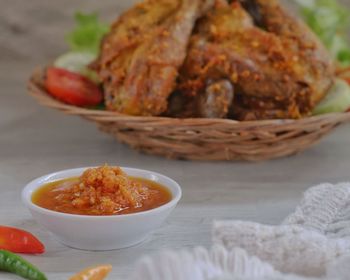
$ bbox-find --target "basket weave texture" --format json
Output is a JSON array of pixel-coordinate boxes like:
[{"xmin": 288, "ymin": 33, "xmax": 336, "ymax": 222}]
[{"xmin": 28, "ymin": 67, "xmax": 350, "ymax": 161}]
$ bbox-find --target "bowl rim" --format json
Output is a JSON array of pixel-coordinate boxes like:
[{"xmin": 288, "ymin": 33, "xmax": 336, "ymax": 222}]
[{"xmin": 22, "ymin": 166, "xmax": 182, "ymax": 220}]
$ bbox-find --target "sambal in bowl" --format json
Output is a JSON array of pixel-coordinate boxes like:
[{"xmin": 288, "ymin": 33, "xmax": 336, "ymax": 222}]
[{"xmin": 22, "ymin": 165, "xmax": 182, "ymax": 251}]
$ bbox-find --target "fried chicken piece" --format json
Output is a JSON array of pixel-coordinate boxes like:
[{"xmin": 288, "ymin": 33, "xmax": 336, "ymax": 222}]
[
  {"xmin": 198, "ymin": 79, "xmax": 234, "ymax": 118},
  {"xmin": 239, "ymin": 0, "xmax": 335, "ymax": 112},
  {"xmin": 96, "ymin": 0, "xmax": 214, "ymax": 116},
  {"xmin": 167, "ymin": 79, "xmax": 234, "ymax": 118},
  {"xmin": 173, "ymin": 0, "xmax": 334, "ymax": 120}
]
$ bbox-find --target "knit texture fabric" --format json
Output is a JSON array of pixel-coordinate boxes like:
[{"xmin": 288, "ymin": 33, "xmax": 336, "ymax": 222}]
[
  {"xmin": 129, "ymin": 183, "xmax": 350, "ymax": 280},
  {"xmin": 130, "ymin": 246, "xmax": 316, "ymax": 280},
  {"xmin": 213, "ymin": 183, "xmax": 350, "ymax": 278},
  {"xmin": 130, "ymin": 246, "xmax": 350, "ymax": 279}
]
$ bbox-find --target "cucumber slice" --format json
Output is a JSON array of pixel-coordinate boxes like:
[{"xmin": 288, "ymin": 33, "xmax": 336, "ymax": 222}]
[
  {"xmin": 54, "ymin": 51, "xmax": 99, "ymax": 83},
  {"xmin": 313, "ymin": 78, "xmax": 350, "ymax": 115},
  {"xmin": 54, "ymin": 51, "xmax": 95, "ymax": 72}
]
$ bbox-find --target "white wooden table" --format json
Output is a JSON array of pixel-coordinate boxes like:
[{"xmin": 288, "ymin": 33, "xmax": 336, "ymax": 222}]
[{"xmin": 1, "ymin": 1, "xmax": 350, "ymax": 279}]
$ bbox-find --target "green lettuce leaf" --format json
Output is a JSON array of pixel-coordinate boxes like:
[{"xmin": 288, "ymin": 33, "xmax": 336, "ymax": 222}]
[
  {"xmin": 295, "ymin": 0, "xmax": 350, "ymax": 67},
  {"xmin": 65, "ymin": 12, "xmax": 109, "ymax": 55}
]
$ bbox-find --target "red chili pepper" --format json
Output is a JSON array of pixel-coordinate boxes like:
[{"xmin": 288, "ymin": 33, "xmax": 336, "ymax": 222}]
[{"xmin": 0, "ymin": 226, "xmax": 45, "ymax": 254}]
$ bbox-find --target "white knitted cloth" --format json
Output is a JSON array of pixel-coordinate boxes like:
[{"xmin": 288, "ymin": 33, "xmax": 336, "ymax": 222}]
[
  {"xmin": 129, "ymin": 246, "xmax": 316, "ymax": 280},
  {"xmin": 129, "ymin": 245, "xmax": 350, "ymax": 280},
  {"xmin": 128, "ymin": 183, "xmax": 350, "ymax": 280},
  {"xmin": 283, "ymin": 183, "xmax": 350, "ymax": 237},
  {"xmin": 213, "ymin": 183, "xmax": 350, "ymax": 277}
]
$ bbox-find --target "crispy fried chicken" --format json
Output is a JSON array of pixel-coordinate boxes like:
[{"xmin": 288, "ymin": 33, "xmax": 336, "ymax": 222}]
[
  {"xmin": 95, "ymin": 0, "xmax": 214, "ymax": 116},
  {"xmin": 172, "ymin": 0, "xmax": 335, "ymax": 120},
  {"xmin": 97, "ymin": 0, "xmax": 335, "ymax": 120}
]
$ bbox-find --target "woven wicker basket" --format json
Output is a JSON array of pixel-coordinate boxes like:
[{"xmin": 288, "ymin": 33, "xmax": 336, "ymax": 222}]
[{"xmin": 28, "ymin": 67, "xmax": 350, "ymax": 161}]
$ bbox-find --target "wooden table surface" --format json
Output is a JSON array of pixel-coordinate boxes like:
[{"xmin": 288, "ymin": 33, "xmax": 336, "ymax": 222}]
[{"xmin": 1, "ymin": 1, "xmax": 350, "ymax": 279}]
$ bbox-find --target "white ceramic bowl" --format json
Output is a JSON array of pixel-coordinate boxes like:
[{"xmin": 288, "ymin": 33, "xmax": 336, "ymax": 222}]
[{"xmin": 22, "ymin": 167, "xmax": 182, "ymax": 251}]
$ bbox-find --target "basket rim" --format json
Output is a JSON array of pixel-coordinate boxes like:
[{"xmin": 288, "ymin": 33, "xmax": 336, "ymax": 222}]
[{"xmin": 28, "ymin": 66, "xmax": 350, "ymax": 126}]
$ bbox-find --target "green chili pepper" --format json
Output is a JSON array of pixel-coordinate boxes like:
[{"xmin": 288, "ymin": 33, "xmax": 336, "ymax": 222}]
[{"xmin": 0, "ymin": 250, "xmax": 47, "ymax": 280}]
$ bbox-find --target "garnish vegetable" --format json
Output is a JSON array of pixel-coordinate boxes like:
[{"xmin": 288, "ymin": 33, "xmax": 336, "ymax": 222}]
[
  {"xmin": 45, "ymin": 67, "xmax": 103, "ymax": 107},
  {"xmin": 0, "ymin": 226, "xmax": 45, "ymax": 254},
  {"xmin": 53, "ymin": 12, "xmax": 109, "ymax": 82},
  {"xmin": 54, "ymin": 52, "xmax": 99, "ymax": 83},
  {"xmin": 0, "ymin": 250, "xmax": 47, "ymax": 280},
  {"xmin": 313, "ymin": 78, "xmax": 350, "ymax": 115},
  {"xmin": 295, "ymin": 0, "xmax": 350, "ymax": 67},
  {"xmin": 66, "ymin": 12, "xmax": 109, "ymax": 56}
]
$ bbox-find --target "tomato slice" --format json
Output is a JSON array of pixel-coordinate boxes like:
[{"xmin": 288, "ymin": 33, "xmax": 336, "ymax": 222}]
[{"xmin": 45, "ymin": 67, "xmax": 103, "ymax": 107}]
